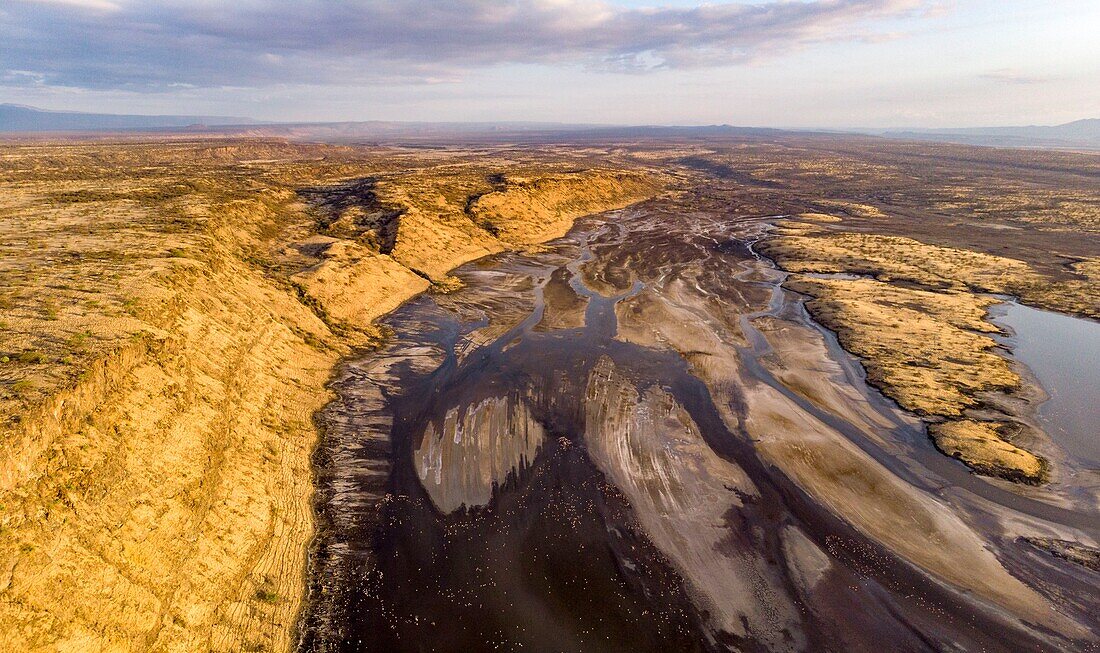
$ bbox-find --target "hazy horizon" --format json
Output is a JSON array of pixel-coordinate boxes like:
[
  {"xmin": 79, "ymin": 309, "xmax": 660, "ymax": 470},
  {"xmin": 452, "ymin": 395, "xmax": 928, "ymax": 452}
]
[{"xmin": 3, "ymin": 0, "xmax": 1098, "ymax": 129}]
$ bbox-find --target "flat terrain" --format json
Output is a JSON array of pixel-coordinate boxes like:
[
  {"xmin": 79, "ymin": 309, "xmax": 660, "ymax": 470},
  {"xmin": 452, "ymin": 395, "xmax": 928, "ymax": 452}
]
[{"xmin": 2, "ymin": 134, "xmax": 1098, "ymax": 651}]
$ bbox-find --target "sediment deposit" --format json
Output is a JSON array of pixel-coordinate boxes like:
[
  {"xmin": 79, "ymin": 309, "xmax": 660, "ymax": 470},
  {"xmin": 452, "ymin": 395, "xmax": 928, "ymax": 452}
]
[{"xmin": 305, "ymin": 184, "xmax": 1098, "ymax": 650}]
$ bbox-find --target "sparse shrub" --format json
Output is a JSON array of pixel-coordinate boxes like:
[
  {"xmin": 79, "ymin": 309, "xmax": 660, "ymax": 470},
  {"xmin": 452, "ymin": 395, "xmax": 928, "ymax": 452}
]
[
  {"xmin": 129, "ymin": 330, "xmax": 155, "ymax": 345},
  {"xmin": 67, "ymin": 330, "xmax": 92, "ymax": 350},
  {"xmin": 302, "ymin": 332, "xmax": 323, "ymax": 349},
  {"xmin": 18, "ymin": 350, "xmax": 46, "ymax": 364},
  {"xmin": 11, "ymin": 379, "xmax": 34, "ymax": 395},
  {"xmin": 254, "ymin": 588, "xmax": 278, "ymax": 604}
]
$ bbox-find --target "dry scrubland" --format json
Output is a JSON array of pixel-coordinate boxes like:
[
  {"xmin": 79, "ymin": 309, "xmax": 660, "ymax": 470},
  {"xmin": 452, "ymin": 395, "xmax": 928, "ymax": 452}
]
[
  {"xmin": 0, "ymin": 138, "xmax": 656, "ymax": 652},
  {"xmin": 762, "ymin": 224, "xmax": 1057, "ymax": 482},
  {"xmin": 735, "ymin": 140, "xmax": 1100, "ymax": 485}
]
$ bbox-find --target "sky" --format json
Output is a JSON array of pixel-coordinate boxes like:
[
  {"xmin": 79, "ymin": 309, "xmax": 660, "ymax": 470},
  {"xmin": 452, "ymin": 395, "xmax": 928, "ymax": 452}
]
[{"xmin": 1, "ymin": 0, "xmax": 1098, "ymax": 128}]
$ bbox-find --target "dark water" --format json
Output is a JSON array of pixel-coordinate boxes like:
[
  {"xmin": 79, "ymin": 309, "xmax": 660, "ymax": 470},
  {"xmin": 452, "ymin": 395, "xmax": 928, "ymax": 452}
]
[
  {"xmin": 300, "ymin": 206, "xmax": 1098, "ymax": 652},
  {"xmin": 302, "ymin": 224, "xmax": 721, "ymax": 651},
  {"xmin": 993, "ymin": 301, "xmax": 1100, "ymax": 469}
]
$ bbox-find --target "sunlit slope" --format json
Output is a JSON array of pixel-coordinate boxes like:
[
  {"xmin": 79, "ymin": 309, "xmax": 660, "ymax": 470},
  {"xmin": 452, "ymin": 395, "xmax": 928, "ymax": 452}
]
[{"xmin": 0, "ymin": 138, "xmax": 658, "ymax": 652}]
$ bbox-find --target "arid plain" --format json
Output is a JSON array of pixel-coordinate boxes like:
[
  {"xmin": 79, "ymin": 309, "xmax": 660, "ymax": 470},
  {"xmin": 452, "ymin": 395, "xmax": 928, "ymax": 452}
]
[{"xmin": 1, "ymin": 134, "xmax": 1098, "ymax": 651}]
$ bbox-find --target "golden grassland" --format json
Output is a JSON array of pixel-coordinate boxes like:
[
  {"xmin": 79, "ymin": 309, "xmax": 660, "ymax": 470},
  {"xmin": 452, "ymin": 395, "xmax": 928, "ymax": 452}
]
[
  {"xmin": 779, "ymin": 274, "xmax": 1018, "ymax": 419},
  {"xmin": 930, "ymin": 420, "xmax": 1047, "ymax": 486},
  {"xmin": 762, "ymin": 221, "xmax": 1100, "ymax": 319},
  {"xmin": 0, "ymin": 138, "xmax": 659, "ymax": 652},
  {"xmin": 761, "ymin": 216, "xmax": 1099, "ymax": 484}
]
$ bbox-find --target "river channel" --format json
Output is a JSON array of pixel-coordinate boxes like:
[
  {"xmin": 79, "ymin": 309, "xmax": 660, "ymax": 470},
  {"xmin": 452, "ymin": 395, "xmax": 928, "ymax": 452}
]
[{"xmin": 300, "ymin": 197, "xmax": 1099, "ymax": 652}]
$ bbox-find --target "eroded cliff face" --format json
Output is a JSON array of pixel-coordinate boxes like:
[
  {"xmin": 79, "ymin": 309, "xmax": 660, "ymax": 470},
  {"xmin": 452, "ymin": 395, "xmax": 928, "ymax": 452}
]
[
  {"xmin": 468, "ymin": 171, "xmax": 657, "ymax": 246},
  {"xmin": 0, "ymin": 139, "xmax": 659, "ymax": 652},
  {"xmin": 289, "ymin": 166, "xmax": 656, "ymax": 332}
]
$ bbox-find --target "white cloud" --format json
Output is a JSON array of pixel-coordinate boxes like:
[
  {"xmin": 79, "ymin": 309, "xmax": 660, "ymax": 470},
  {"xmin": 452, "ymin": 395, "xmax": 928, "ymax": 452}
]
[
  {"xmin": 1, "ymin": 0, "xmax": 933, "ymax": 90},
  {"xmin": 979, "ymin": 68, "xmax": 1056, "ymax": 85},
  {"xmin": 15, "ymin": 0, "xmax": 120, "ymax": 12}
]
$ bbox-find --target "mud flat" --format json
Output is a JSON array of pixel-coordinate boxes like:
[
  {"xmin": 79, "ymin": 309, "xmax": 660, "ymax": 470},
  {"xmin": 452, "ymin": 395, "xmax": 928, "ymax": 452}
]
[{"xmin": 303, "ymin": 193, "xmax": 1099, "ymax": 651}]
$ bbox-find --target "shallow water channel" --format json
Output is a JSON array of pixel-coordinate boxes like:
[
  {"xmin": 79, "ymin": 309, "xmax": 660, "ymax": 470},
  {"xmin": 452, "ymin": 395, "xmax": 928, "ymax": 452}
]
[{"xmin": 301, "ymin": 201, "xmax": 1100, "ymax": 652}]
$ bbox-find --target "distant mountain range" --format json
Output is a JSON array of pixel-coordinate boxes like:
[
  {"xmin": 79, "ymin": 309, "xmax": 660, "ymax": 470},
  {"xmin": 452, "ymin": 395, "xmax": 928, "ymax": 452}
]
[
  {"xmin": 865, "ymin": 119, "xmax": 1100, "ymax": 150},
  {"xmin": 0, "ymin": 103, "xmax": 260, "ymax": 132},
  {"xmin": 2, "ymin": 103, "xmax": 1097, "ymax": 150},
  {"xmin": 0, "ymin": 105, "xmax": 789, "ymax": 141}
]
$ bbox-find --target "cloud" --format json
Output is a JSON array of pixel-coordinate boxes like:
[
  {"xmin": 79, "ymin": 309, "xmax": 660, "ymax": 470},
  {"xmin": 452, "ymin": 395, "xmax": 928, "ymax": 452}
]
[
  {"xmin": 1, "ymin": 0, "xmax": 932, "ymax": 90},
  {"xmin": 14, "ymin": 0, "xmax": 120, "ymax": 11},
  {"xmin": 979, "ymin": 68, "xmax": 1056, "ymax": 85}
]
